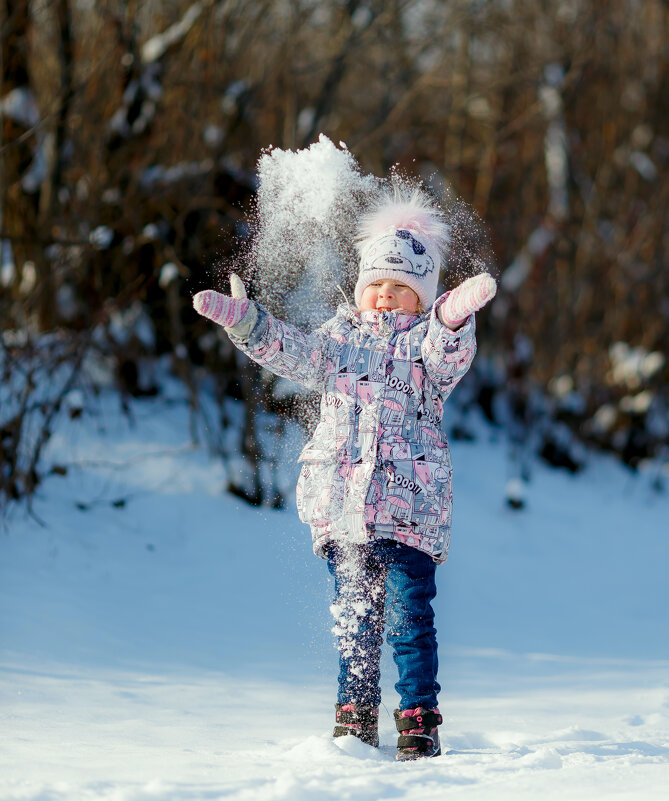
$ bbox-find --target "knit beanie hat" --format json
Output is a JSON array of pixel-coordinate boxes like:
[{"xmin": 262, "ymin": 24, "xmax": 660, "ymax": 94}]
[{"xmin": 354, "ymin": 190, "xmax": 450, "ymax": 310}]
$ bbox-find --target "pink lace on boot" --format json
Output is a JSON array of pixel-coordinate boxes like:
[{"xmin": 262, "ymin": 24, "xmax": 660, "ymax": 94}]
[
  {"xmin": 334, "ymin": 703, "xmax": 379, "ymax": 747},
  {"xmin": 394, "ymin": 706, "xmax": 442, "ymax": 760}
]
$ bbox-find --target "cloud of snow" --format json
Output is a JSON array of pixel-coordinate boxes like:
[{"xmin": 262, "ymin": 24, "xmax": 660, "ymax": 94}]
[{"xmin": 246, "ymin": 134, "xmax": 378, "ymax": 321}]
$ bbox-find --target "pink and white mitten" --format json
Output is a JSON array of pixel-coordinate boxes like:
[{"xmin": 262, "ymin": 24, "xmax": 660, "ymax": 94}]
[
  {"xmin": 193, "ymin": 274, "xmax": 249, "ymax": 328},
  {"xmin": 439, "ymin": 273, "xmax": 497, "ymax": 329}
]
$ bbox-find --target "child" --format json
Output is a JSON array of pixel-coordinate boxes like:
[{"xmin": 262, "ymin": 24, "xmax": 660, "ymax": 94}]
[{"xmin": 193, "ymin": 189, "xmax": 495, "ymax": 760}]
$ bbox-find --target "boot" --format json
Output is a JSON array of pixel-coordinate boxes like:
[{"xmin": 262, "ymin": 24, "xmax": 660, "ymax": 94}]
[
  {"xmin": 394, "ymin": 706, "xmax": 442, "ymax": 760},
  {"xmin": 333, "ymin": 703, "xmax": 379, "ymax": 747}
]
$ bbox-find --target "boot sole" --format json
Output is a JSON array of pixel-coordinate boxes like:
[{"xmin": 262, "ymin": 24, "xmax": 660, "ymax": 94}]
[{"xmin": 396, "ymin": 747, "xmax": 441, "ymax": 761}]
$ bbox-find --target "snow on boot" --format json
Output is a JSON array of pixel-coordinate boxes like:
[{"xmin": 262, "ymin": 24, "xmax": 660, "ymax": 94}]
[
  {"xmin": 394, "ymin": 707, "xmax": 442, "ymax": 760},
  {"xmin": 333, "ymin": 703, "xmax": 379, "ymax": 747}
]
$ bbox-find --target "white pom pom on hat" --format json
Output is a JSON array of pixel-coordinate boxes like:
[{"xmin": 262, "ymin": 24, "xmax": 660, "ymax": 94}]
[{"xmin": 355, "ymin": 189, "xmax": 450, "ymax": 310}]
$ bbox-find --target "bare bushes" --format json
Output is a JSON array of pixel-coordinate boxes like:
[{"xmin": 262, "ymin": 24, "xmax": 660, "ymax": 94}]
[{"xmin": 0, "ymin": 330, "xmax": 88, "ymax": 514}]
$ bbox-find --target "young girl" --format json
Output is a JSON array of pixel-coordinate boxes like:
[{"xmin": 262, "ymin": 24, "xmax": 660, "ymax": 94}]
[{"xmin": 193, "ymin": 190, "xmax": 496, "ymax": 760}]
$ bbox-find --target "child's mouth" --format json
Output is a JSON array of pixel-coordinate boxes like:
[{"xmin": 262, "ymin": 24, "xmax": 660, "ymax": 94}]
[{"xmin": 377, "ymin": 305, "xmax": 394, "ymax": 312}]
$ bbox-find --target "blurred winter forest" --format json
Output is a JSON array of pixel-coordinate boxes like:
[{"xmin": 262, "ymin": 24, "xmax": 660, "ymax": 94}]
[{"xmin": 1, "ymin": 0, "xmax": 667, "ymax": 511}]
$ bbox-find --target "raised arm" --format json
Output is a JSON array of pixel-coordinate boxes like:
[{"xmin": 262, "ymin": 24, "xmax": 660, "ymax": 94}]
[
  {"xmin": 438, "ymin": 273, "xmax": 496, "ymax": 330},
  {"xmin": 193, "ymin": 275, "xmax": 329, "ymax": 392},
  {"xmin": 421, "ymin": 273, "xmax": 496, "ymax": 399}
]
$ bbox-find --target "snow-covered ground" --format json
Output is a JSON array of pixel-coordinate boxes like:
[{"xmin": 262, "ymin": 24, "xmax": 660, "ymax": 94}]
[{"xmin": 1, "ymin": 381, "xmax": 668, "ymax": 800}]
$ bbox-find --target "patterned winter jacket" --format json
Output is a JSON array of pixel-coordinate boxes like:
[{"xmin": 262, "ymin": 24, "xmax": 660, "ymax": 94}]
[{"xmin": 228, "ymin": 294, "xmax": 477, "ymax": 563}]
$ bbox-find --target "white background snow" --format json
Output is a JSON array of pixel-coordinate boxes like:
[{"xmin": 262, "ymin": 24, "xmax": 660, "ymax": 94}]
[{"xmin": 1, "ymin": 377, "xmax": 668, "ymax": 800}]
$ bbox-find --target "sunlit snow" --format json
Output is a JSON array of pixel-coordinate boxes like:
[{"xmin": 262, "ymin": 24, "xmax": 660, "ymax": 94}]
[{"xmin": 1, "ymin": 377, "xmax": 667, "ymax": 801}]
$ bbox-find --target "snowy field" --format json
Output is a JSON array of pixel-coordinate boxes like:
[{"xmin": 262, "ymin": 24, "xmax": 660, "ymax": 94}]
[{"xmin": 1, "ymin": 381, "xmax": 668, "ymax": 801}]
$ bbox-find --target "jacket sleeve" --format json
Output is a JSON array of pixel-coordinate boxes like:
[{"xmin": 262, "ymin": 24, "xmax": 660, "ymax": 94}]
[
  {"xmin": 421, "ymin": 292, "xmax": 477, "ymax": 400},
  {"xmin": 227, "ymin": 303, "xmax": 331, "ymax": 392}
]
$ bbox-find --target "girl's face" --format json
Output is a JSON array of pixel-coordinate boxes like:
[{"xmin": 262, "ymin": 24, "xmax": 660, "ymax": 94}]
[{"xmin": 359, "ymin": 279, "xmax": 420, "ymax": 314}]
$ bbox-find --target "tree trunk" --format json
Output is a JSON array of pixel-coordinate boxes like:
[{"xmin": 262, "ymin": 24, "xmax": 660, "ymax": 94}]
[{"xmin": 1, "ymin": 0, "xmax": 50, "ymax": 328}]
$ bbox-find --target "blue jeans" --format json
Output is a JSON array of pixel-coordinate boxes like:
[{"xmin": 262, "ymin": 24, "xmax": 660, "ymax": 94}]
[{"xmin": 326, "ymin": 539, "xmax": 440, "ymax": 710}]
